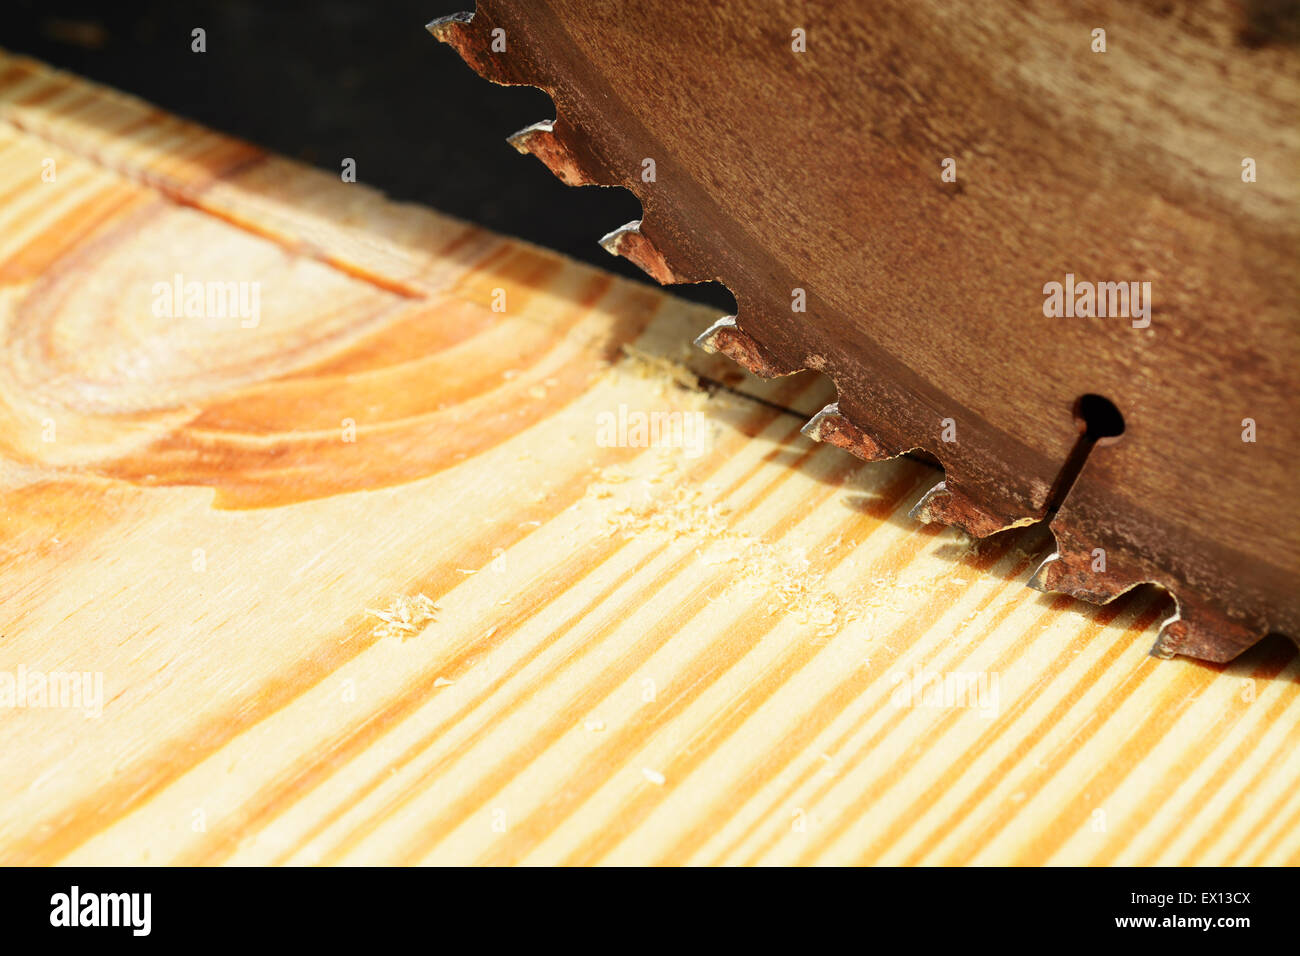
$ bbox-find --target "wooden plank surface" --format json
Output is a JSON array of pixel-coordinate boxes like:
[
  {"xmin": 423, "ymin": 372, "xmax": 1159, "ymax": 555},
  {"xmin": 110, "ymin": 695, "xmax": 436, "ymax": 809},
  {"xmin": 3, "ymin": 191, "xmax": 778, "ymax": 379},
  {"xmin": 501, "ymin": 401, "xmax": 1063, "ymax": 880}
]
[{"xmin": 0, "ymin": 52, "xmax": 1296, "ymax": 866}]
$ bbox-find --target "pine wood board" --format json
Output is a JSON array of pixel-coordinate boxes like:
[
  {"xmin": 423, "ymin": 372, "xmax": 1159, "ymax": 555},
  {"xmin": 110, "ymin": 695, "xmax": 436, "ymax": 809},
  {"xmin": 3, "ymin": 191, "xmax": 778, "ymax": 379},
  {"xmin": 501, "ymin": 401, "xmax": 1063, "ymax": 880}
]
[{"xmin": 0, "ymin": 52, "xmax": 1296, "ymax": 866}]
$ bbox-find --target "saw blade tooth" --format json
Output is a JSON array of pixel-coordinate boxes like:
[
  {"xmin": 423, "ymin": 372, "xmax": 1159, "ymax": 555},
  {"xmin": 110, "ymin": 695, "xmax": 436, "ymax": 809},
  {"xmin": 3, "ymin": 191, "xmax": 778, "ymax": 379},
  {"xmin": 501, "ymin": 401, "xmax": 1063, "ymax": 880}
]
[
  {"xmin": 801, "ymin": 403, "xmax": 894, "ymax": 462},
  {"xmin": 598, "ymin": 220, "xmax": 684, "ymax": 284},
  {"xmin": 1149, "ymin": 595, "xmax": 1263, "ymax": 664},
  {"xmin": 694, "ymin": 316, "xmax": 801, "ymax": 379},
  {"xmin": 507, "ymin": 119, "xmax": 605, "ymax": 187},
  {"xmin": 1027, "ymin": 545, "xmax": 1135, "ymax": 605},
  {"xmin": 427, "ymin": 13, "xmax": 514, "ymax": 85},
  {"xmin": 909, "ymin": 480, "xmax": 1036, "ymax": 539},
  {"xmin": 426, "ymin": 11, "xmax": 472, "ymax": 40}
]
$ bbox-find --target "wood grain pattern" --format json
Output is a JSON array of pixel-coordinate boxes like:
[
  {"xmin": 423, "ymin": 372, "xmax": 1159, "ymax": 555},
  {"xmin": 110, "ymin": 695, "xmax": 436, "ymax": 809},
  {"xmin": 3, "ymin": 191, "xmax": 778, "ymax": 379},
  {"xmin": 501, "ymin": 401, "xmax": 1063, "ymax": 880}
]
[{"xmin": 0, "ymin": 53, "xmax": 1296, "ymax": 866}]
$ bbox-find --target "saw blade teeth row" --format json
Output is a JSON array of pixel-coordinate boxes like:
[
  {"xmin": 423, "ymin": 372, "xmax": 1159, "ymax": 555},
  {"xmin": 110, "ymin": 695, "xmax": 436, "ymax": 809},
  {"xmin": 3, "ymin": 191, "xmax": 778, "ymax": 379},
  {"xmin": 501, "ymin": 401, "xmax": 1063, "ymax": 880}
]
[
  {"xmin": 799, "ymin": 405, "xmax": 1012, "ymax": 540},
  {"xmin": 1034, "ymin": 521, "xmax": 1281, "ymax": 662},
  {"xmin": 1031, "ymin": 522, "xmax": 1272, "ymax": 662},
  {"xmin": 431, "ymin": 12, "xmax": 701, "ymax": 282},
  {"xmin": 430, "ymin": 7, "xmax": 1286, "ymax": 663},
  {"xmin": 430, "ymin": 13, "xmax": 617, "ymax": 188},
  {"xmin": 431, "ymin": 10, "xmax": 800, "ymax": 370}
]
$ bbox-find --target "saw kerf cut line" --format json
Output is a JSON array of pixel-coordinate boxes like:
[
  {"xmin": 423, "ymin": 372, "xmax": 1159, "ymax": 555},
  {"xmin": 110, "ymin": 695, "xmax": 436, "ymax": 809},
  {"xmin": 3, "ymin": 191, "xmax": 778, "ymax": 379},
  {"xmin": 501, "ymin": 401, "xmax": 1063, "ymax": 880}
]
[{"xmin": 431, "ymin": 0, "xmax": 1300, "ymax": 663}]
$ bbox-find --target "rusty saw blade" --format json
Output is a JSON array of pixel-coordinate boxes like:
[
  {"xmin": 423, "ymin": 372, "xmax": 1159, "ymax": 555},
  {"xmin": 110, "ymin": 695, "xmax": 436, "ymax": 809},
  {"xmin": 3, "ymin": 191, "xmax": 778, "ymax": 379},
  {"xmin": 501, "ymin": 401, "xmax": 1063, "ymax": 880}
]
[{"xmin": 430, "ymin": 0, "xmax": 1300, "ymax": 663}]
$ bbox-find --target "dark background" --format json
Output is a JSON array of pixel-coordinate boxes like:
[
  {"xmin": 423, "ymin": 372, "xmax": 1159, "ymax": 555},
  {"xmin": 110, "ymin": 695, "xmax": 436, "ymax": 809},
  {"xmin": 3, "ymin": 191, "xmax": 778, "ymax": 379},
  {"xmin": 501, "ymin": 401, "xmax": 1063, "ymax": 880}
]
[{"xmin": 2, "ymin": 0, "xmax": 732, "ymax": 310}]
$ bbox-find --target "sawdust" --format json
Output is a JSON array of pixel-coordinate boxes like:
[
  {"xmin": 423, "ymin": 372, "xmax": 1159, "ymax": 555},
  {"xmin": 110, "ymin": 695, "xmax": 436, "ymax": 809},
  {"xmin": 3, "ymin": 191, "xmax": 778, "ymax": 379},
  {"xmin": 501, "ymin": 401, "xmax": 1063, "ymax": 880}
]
[
  {"xmin": 617, "ymin": 343, "xmax": 701, "ymax": 393},
  {"xmin": 736, "ymin": 539, "xmax": 844, "ymax": 636},
  {"xmin": 606, "ymin": 483, "xmax": 730, "ymax": 539},
  {"xmin": 366, "ymin": 592, "xmax": 438, "ymax": 641},
  {"xmin": 583, "ymin": 342, "xmax": 849, "ymax": 636},
  {"xmin": 590, "ymin": 462, "xmax": 847, "ymax": 637}
]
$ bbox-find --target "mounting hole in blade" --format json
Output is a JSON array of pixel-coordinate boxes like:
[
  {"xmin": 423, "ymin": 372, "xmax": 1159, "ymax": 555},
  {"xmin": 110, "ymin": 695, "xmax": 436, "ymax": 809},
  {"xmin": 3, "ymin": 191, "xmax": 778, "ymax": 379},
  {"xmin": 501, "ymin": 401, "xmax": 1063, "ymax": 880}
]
[{"xmin": 1073, "ymin": 393, "xmax": 1126, "ymax": 444}]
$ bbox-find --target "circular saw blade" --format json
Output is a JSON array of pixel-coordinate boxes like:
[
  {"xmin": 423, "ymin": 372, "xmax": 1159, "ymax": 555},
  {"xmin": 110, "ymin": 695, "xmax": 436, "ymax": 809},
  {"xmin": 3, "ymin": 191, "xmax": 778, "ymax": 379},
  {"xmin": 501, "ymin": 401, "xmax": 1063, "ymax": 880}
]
[{"xmin": 432, "ymin": 0, "xmax": 1300, "ymax": 662}]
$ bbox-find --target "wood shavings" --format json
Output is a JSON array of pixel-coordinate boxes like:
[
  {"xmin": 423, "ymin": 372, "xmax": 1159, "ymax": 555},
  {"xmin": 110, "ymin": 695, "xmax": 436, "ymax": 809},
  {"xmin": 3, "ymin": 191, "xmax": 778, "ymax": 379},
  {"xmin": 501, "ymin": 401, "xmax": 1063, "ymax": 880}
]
[
  {"xmin": 587, "ymin": 465, "xmax": 631, "ymax": 499},
  {"xmin": 594, "ymin": 473, "xmax": 848, "ymax": 637},
  {"xmin": 618, "ymin": 343, "xmax": 701, "ymax": 393},
  {"xmin": 724, "ymin": 538, "xmax": 848, "ymax": 637},
  {"xmin": 606, "ymin": 485, "xmax": 731, "ymax": 539},
  {"xmin": 365, "ymin": 592, "xmax": 438, "ymax": 641}
]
